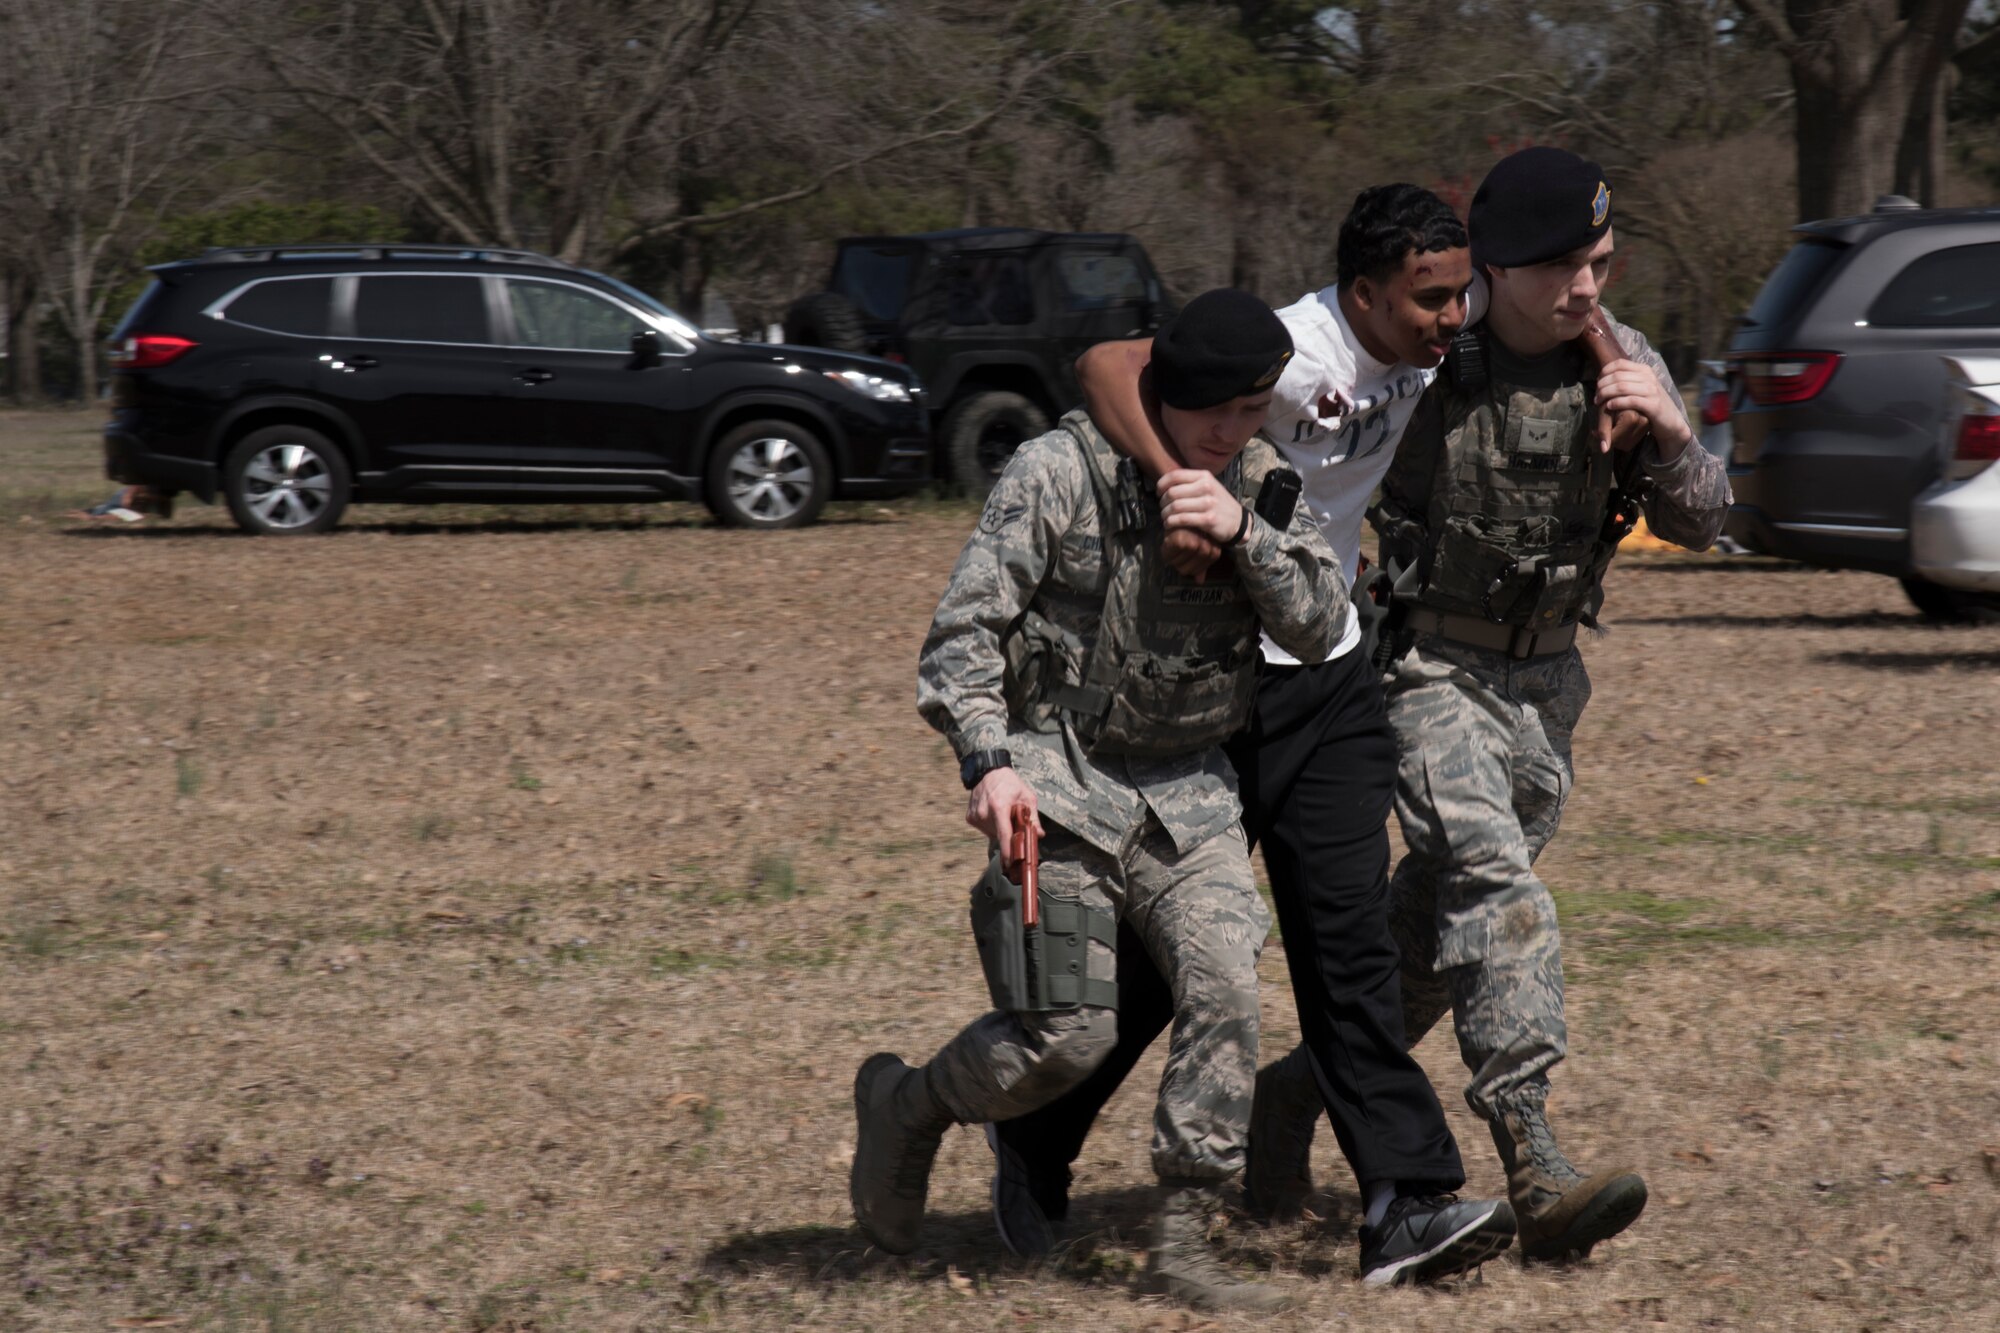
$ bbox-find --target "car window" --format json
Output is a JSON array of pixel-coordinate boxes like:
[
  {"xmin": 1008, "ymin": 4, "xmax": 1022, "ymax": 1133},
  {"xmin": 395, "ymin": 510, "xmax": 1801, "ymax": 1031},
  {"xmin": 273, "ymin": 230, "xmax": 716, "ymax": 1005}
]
[
  {"xmin": 221, "ymin": 278, "xmax": 333, "ymax": 336},
  {"xmin": 1867, "ymin": 242, "xmax": 2000, "ymax": 328},
  {"xmin": 1743, "ymin": 240, "xmax": 1845, "ymax": 331},
  {"xmin": 352, "ymin": 275, "xmax": 492, "ymax": 343},
  {"xmin": 832, "ymin": 244, "xmax": 918, "ymax": 322},
  {"xmin": 1057, "ymin": 252, "xmax": 1147, "ymax": 310},
  {"xmin": 946, "ymin": 252, "xmax": 1035, "ymax": 326},
  {"xmin": 507, "ymin": 280, "xmax": 641, "ymax": 351}
]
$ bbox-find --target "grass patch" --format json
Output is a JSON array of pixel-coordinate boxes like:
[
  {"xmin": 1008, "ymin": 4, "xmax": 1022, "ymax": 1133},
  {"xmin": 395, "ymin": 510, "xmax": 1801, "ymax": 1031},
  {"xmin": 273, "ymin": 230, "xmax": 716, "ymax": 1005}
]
[
  {"xmin": 507, "ymin": 763, "xmax": 543, "ymax": 792},
  {"xmin": 650, "ymin": 947, "xmax": 740, "ymax": 974},
  {"xmin": 1555, "ymin": 884, "xmax": 1798, "ymax": 969},
  {"xmin": 174, "ymin": 752, "xmax": 203, "ymax": 797},
  {"xmin": 1933, "ymin": 888, "xmax": 2000, "ymax": 939},
  {"xmin": 412, "ymin": 813, "xmax": 454, "ymax": 842},
  {"xmin": 1578, "ymin": 825, "xmax": 1815, "ymax": 859},
  {"xmin": 747, "ymin": 853, "xmax": 800, "ymax": 902}
]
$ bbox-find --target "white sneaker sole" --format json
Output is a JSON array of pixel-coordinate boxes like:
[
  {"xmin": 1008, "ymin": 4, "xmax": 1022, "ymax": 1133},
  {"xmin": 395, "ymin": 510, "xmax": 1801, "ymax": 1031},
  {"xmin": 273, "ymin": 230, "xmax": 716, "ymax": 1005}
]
[{"xmin": 1361, "ymin": 1200, "xmax": 1513, "ymax": 1288}]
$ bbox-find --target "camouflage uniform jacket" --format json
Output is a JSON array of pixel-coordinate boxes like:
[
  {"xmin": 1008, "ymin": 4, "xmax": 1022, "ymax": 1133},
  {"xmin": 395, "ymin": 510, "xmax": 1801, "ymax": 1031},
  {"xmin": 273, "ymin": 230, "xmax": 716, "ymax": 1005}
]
[
  {"xmin": 1375, "ymin": 310, "xmax": 1731, "ymax": 578},
  {"xmin": 918, "ymin": 410, "xmax": 1345, "ymax": 857}
]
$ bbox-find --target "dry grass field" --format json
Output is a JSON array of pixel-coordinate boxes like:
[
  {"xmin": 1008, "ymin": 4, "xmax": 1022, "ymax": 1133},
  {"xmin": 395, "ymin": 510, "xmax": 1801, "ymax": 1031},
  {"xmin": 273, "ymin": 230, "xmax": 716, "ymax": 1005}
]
[{"xmin": 4, "ymin": 409, "xmax": 1998, "ymax": 1332}]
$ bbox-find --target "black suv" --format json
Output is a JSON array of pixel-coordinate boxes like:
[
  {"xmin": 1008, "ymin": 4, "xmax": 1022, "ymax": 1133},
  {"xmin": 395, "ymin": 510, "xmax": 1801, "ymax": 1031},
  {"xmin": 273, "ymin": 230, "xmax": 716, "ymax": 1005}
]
[
  {"xmin": 104, "ymin": 244, "xmax": 930, "ymax": 534},
  {"xmin": 1724, "ymin": 200, "xmax": 2000, "ymax": 615},
  {"xmin": 784, "ymin": 228, "xmax": 1171, "ymax": 495}
]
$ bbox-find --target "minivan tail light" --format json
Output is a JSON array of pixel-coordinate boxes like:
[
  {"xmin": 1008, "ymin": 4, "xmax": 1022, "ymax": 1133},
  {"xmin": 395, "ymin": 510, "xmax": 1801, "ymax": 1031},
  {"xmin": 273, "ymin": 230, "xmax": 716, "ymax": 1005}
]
[
  {"xmin": 1732, "ymin": 351, "xmax": 1840, "ymax": 405},
  {"xmin": 108, "ymin": 335, "xmax": 197, "ymax": 369},
  {"xmin": 1700, "ymin": 389, "xmax": 1730, "ymax": 425}
]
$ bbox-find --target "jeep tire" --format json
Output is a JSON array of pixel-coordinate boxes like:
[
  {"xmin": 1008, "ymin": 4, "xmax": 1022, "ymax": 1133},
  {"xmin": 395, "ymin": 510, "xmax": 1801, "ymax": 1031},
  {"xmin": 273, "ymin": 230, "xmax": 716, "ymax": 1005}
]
[
  {"xmin": 944, "ymin": 390, "xmax": 1049, "ymax": 498},
  {"xmin": 783, "ymin": 292, "xmax": 867, "ymax": 353},
  {"xmin": 705, "ymin": 418, "xmax": 834, "ymax": 529},
  {"xmin": 222, "ymin": 425, "xmax": 352, "ymax": 536}
]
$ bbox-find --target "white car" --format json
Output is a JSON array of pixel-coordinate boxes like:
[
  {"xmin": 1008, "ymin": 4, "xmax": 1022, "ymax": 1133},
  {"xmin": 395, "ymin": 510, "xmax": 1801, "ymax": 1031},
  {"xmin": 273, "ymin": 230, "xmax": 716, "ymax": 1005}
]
[{"xmin": 1909, "ymin": 355, "xmax": 2000, "ymax": 615}]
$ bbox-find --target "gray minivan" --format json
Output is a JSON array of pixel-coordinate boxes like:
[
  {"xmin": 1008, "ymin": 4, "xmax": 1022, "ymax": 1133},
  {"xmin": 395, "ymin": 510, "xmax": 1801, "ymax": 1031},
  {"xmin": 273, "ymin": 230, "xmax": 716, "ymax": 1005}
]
[{"xmin": 1724, "ymin": 198, "xmax": 2000, "ymax": 619}]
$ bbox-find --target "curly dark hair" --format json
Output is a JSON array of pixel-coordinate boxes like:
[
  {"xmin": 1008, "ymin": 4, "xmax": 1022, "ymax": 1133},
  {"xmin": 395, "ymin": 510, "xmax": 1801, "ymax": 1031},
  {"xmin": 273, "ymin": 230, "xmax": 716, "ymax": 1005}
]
[{"xmin": 1335, "ymin": 184, "xmax": 1468, "ymax": 287}]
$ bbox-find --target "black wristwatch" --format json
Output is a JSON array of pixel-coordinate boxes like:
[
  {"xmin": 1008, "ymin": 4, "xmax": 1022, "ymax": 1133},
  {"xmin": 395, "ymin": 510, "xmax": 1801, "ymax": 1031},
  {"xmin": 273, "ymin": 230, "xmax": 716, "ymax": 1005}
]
[{"xmin": 960, "ymin": 748, "xmax": 1013, "ymax": 790}]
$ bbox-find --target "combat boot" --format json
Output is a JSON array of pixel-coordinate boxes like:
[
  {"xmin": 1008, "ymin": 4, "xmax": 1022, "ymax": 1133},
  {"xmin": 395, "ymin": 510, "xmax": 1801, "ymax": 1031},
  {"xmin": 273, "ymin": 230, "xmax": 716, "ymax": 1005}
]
[
  {"xmin": 1244, "ymin": 1045, "xmax": 1318, "ymax": 1222},
  {"xmin": 1487, "ymin": 1094, "xmax": 1647, "ymax": 1261},
  {"xmin": 1143, "ymin": 1180, "xmax": 1294, "ymax": 1313},
  {"xmin": 850, "ymin": 1052, "xmax": 954, "ymax": 1254}
]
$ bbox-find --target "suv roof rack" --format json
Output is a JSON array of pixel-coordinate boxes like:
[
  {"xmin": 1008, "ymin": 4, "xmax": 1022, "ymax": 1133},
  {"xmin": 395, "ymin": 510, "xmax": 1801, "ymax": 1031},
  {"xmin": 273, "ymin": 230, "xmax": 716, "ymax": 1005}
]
[{"xmin": 189, "ymin": 243, "xmax": 572, "ymax": 268}]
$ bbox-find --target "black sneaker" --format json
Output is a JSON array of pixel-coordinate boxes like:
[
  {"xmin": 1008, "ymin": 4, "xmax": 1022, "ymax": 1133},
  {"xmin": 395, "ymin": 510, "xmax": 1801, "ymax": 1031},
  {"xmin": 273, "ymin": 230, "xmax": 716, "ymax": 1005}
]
[
  {"xmin": 1358, "ymin": 1193, "xmax": 1517, "ymax": 1287},
  {"xmin": 983, "ymin": 1123, "xmax": 1068, "ymax": 1258}
]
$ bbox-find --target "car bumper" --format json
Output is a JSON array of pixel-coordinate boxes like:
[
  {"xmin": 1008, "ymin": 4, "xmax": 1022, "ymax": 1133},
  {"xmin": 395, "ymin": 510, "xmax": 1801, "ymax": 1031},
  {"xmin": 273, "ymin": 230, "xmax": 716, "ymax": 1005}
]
[
  {"xmin": 839, "ymin": 434, "xmax": 931, "ymax": 498},
  {"xmin": 1911, "ymin": 465, "xmax": 2000, "ymax": 591},
  {"xmin": 104, "ymin": 422, "xmax": 218, "ymax": 501},
  {"xmin": 1726, "ymin": 465, "xmax": 1910, "ymax": 572}
]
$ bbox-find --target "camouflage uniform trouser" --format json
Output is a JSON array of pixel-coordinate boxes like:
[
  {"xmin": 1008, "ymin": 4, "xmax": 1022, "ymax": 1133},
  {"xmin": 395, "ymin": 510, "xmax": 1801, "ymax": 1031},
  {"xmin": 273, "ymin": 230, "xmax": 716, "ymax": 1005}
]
[
  {"xmin": 926, "ymin": 816, "xmax": 1269, "ymax": 1183},
  {"xmin": 1383, "ymin": 634, "xmax": 1591, "ymax": 1121}
]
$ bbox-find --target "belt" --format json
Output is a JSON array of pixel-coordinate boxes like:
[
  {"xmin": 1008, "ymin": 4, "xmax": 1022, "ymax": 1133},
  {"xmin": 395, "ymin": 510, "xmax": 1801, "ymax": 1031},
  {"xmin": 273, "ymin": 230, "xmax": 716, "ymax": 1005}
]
[{"xmin": 1404, "ymin": 607, "xmax": 1578, "ymax": 659}]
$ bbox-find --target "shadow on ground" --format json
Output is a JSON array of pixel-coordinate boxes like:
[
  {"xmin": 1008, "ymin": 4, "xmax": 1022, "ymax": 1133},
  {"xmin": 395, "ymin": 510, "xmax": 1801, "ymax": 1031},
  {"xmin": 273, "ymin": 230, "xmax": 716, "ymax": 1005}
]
[
  {"xmin": 701, "ymin": 1185, "xmax": 1348, "ymax": 1287},
  {"xmin": 1618, "ymin": 610, "xmax": 1925, "ymax": 630},
  {"xmin": 1818, "ymin": 648, "xmax": 2000, "ymax": 672},
  {"xmin": 57, "ymin": 515, "xmax": 711, "ymax": 539},
  {"xmin": 56, "ymin": 507, "xmax": 912, "ymax": 539},
  {"xmin": 1627, "ymin": 558, "xmax": 1812, "ymax": 574}
]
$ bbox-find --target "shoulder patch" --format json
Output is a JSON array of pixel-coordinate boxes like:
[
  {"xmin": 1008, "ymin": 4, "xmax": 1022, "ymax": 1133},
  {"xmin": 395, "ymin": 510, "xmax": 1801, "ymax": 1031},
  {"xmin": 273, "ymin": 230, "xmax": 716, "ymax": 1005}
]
[{"xmin": 979, "ymin": 499, "xmax": 1028, "ymax": 534}]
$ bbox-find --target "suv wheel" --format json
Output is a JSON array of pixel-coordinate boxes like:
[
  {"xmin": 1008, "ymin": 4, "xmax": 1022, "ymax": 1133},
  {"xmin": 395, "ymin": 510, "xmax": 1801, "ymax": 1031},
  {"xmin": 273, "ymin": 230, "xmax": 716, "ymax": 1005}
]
[
  {"xmin": 1900, "ymin": 575, "xmax": 2000, "ymax": 623},
  {"xmin": 705, "ymin": 419, "xmax": 833, "ymax": 529},
  {"xmin": 944, "ymin": 390, "xmax": 1048, "ymax": 498},
  {"xmin": 783, "ymin": 293, "xmax": 867, "ymax": 353},
  {"xmin": 222, "ymin": 426, "xmax": 351, "ymax": 535}
]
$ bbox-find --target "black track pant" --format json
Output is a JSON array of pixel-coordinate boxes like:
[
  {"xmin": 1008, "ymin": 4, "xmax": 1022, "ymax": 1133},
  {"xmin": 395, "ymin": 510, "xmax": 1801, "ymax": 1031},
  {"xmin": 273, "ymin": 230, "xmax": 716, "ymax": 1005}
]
[{"xmin": 994, "ymin": 646, "xmax": 1465, "ymax": 1193}]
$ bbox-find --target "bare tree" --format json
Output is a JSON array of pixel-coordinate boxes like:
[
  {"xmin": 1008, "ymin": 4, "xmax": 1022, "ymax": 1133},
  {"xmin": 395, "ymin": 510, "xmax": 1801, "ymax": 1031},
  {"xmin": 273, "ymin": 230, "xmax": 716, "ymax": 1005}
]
[
  {"xmin": 0, "ymin": 0, "xmax": 215, "ymax": 403},
  {"xmin": 1735, "ymin": 0, "xmax": 1972, "ymax": 219},
  {"xmin": 227, "ymin": 0, "xmax": 1055, "ymax": 272}
]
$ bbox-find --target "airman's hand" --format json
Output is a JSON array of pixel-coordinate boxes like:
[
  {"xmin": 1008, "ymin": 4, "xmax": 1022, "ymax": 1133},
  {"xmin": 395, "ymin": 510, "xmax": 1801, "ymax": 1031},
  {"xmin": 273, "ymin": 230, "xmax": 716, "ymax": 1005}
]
[
  {"xmin": 967, "ymin": 766, "xmax": 1042, "ymax": 851},
  {"xmin": 1158, "ymin": 469, "xmax": 1246, "ymax": 546},
  {"xmin": 1597, "ymin": 359, "xmax": 1692, "ymax": 457}
]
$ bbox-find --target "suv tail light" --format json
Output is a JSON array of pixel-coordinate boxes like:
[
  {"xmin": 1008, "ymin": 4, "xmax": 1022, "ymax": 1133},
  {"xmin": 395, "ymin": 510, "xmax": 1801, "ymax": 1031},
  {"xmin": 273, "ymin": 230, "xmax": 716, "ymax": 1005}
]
[
  {"xmin": 1954, "ymin": 411, "xmax": 2000, "ymax": 476},
  {"xmin": 1731, "ymin": 351, "xmax": 1840, "ymax": 406},
  {"xmin": 1700, "ymin": 388, "xmax": 1730, "ymax": 425},
  {"xmin": 108, "ymin": 335, "xmax": 197, "ymax": 369}
]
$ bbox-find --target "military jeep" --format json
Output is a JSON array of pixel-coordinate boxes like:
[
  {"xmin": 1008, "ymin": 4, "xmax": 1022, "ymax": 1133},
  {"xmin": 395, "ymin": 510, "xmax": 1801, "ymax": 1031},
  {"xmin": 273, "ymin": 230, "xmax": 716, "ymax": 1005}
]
[{"xmin": 784, "ymin": 228, "xmax": 1173, "ymax": 496}]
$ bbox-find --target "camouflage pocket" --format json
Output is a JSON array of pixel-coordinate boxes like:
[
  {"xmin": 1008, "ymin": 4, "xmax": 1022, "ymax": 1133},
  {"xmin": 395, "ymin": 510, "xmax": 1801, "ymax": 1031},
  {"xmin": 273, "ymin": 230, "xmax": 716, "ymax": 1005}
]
[
  {"xmin": 1094, "ymin": 643, "xmax": 1257, "ymax": 756},
  {"xmin": 1001, "ymin": 610, "xmax": 1084, "ymax": 735},
  {"xmin": 1436, "ymin": 909, "xmax": 1492, "ymax": 970}
]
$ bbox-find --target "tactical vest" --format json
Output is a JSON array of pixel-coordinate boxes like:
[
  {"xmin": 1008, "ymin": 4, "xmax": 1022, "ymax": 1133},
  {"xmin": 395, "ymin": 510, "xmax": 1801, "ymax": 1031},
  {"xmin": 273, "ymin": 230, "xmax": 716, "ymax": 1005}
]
[
  {"xmin": 1410, "ymin": 340, "xmax": 1639, "ymax": 632},
  {"xmin": 1001, "ymin": 417, "xmax": 1268, "ymax": 758}
]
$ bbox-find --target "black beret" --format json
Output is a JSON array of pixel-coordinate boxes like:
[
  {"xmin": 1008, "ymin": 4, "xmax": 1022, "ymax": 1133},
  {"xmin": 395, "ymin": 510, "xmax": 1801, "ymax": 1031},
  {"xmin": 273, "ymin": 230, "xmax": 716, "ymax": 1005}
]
[
  {"xmin": 1150, "ymin": 288, "xmax": 1293, "ymax": 410},
  {"xmin": 1469, "ymin": 146, "xmax": 1613, "ymax": 269}
]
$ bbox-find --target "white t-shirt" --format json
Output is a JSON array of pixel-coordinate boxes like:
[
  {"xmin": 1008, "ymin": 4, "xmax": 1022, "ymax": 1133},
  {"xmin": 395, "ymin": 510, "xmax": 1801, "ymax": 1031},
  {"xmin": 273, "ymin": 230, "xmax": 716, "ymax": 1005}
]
[{"xmin": 1257, "ymin": 277, "xmax": 1487, "ymax": 665}]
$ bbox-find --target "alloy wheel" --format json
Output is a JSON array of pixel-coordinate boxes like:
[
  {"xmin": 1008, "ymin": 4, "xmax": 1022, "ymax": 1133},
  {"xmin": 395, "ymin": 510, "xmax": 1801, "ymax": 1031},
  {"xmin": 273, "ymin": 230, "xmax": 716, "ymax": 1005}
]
[
  {"xmin": 725, "ymin": 436, "xmax": 814, "ymax": 523},
  {"xmin": 241, "ymin": 443, "xmax": 335, "ymax": 530}
]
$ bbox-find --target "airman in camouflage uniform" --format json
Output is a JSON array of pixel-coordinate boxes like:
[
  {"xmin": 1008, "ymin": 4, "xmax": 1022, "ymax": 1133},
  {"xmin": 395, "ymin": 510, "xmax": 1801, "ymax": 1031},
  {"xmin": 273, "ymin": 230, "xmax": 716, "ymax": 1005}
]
[
  {"xmin": 850, "ymin": 290, "xmax": 1341, "ymax": 1312},
  {"xmin": 1367, "ymin": 149, "xmax": 1731, "ymax": 1260}
]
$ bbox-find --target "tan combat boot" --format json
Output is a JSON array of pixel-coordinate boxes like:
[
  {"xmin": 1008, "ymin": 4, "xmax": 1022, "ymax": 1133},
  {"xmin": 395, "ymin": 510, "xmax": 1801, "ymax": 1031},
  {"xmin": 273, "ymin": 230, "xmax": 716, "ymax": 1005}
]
[
  {"xmin": 1143, "ymin": 1180, "xmax": 1294, "ymax": 1313},
  {"xmin": 1487, "ymin": 1095, "xmax": 1648, "ymax": 1261},
  {"xmin": 850, "ymin": 1053, "xmax": 954, "ymax": 1254}
]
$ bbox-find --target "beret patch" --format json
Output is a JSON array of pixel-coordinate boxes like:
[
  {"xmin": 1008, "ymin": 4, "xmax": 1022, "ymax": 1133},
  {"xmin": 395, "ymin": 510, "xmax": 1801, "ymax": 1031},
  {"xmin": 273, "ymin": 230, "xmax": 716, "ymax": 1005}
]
[{"xmin": 1469, "ymin": 146, "xmax": 1614, "ymax": 269}]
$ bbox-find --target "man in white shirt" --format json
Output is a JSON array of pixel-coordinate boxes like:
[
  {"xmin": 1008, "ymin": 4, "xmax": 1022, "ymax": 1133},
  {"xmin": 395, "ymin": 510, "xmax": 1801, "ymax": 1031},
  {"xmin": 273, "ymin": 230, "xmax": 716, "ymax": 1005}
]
[{"xmin": 986, "ymin": 186, "xmax": 1513, "ymax": 1288}]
